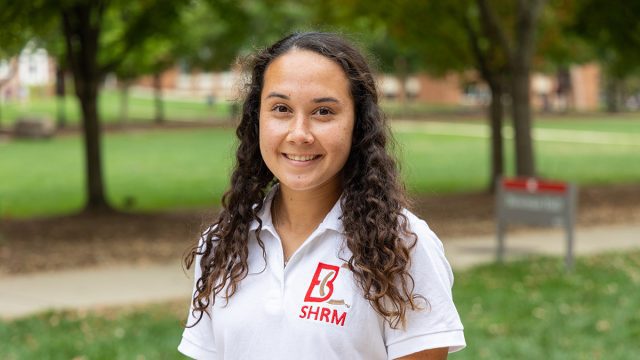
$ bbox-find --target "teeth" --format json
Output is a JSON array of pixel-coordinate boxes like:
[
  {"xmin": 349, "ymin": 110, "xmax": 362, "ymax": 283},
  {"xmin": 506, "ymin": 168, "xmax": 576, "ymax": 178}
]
[{"xmin": 286, "ymin": 154, "xmax": 317, "ymax": 161}]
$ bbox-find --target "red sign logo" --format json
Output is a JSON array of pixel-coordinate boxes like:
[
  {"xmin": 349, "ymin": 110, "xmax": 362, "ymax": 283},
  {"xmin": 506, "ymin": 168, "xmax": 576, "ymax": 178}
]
[
  {"xmin": 299, "ymin": 262, "xmax": 349, "ymax": 326},
  {"xmin": 304, "ymin": 262, "xmax": 340, "ymax": 302}
]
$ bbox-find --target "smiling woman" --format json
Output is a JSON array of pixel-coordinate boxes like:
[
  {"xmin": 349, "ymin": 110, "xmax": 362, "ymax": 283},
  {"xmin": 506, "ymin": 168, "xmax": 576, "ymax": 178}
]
[
  {"xmin": 179, "ymin": 32, "xmax": 466, "ymax": 360},
  {"xmin": 259, "ymin": 49, "xmax": 354, "ymax": 195}
]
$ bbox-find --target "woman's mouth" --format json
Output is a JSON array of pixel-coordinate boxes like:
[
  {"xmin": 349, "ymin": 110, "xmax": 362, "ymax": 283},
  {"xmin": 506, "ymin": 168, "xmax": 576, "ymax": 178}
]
[{"xmin": 283, "ymin": 153, "xmax": 322, "ymax": 162}]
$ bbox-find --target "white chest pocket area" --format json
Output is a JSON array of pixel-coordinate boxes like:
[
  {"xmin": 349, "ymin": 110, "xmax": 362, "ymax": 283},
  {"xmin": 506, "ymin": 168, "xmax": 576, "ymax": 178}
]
[{"xmin": 297, "ymin": 262, "xmax": 355, "ymax": 327}]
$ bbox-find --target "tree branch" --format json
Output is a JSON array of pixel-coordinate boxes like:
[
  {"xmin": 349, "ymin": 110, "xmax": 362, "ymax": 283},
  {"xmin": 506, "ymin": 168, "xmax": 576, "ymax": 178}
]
[
  {"xmin": 477, "ymin": 0, "xmax": 513, "ymax": 60},
  {"xmin": 459, "ymin": 10, "xmax": 491, "ymax": 81}
]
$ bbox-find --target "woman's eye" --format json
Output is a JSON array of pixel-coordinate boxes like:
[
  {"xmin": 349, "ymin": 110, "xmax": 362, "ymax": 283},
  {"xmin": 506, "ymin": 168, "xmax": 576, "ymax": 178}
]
[
  {"xmin": 273, "ymin": 105, "xmax": 289, "ymax": 113},
  {"xmin": 316, "ymin": 107, "xmax": 333, "ymax": 116}
]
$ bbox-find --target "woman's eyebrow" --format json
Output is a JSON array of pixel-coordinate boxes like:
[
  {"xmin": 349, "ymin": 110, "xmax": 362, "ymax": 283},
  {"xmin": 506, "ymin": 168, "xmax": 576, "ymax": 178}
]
[
  {"xmin": 313, "ymin": 97, "xmax": 339, "ymax": 103},
  {"xmin": 265, "ymin": 92, "xmax": 289, "ymax": 100},
  {"xmin": 265, "ymin": 92, "xmax": 340, "ymax": 104}
]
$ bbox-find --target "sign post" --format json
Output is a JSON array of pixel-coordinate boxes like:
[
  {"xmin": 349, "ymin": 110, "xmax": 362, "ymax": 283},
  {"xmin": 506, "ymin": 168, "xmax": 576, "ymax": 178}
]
[{"xmin": 496, "ymin": 177, "xmax": 578, "ymax": 270}]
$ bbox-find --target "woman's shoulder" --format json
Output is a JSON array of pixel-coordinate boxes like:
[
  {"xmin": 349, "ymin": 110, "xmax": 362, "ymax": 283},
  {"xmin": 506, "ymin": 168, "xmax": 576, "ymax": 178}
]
[
  {"xmin": 193, "ymin": 223, "xmax": 221, "ymax": 255},
  {"xmin": 400, "ymin": 209, "xmax": 453, "ymax": 280}
]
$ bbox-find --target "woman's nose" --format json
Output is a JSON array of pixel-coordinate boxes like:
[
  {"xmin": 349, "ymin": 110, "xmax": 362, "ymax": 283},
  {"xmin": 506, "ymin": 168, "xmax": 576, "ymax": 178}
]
[{"xmin": 286, "ymin": 115, "xmax": 314, "ymax": 144}]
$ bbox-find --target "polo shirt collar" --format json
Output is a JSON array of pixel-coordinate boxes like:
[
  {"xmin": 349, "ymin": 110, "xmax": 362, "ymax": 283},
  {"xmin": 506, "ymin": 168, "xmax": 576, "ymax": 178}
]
[
  {"xmin": 248, "ymin": 185, "xmax": 344, "ymax": 234},
  {"xmin": 249, "ymin": 186, "xmax": 278, "ymax": 233}
]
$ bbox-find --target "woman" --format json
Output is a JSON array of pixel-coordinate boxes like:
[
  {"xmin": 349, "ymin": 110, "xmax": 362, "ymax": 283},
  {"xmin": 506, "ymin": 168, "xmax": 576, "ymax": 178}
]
[{"xmin": 178, "ymin": 32, "xmax": 465, "ymax": 359}]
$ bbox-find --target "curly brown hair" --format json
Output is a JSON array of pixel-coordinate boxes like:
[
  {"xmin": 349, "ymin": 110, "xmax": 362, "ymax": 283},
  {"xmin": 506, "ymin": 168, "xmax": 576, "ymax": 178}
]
[{"xmin": 184, "ymin": 32, "xmax": 424, "ymax": 329}]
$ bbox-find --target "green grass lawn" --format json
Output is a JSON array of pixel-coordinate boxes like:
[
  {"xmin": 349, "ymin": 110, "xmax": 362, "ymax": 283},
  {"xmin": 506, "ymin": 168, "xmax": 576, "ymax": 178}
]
[
  {"xmin": 1, "ymin": 116, "xmax": 639, "ymax": 218},
  {"xmin": 2, "ymin": 251, "xmax": 638, "ymax": 359},
  {"xmin": 535, "ymin": 114, "xmax": 640, "ymax": 134},
  {"xmin": 0, "ymin": 128, "xmax": 237, "ymax": 217},
  {"xmin": 453, "ymin": 251, "xmax": 640, "ymax": 359},
  {"xmin": 0, "ymin": 302, "xmax": 188, "ymax": 360}
]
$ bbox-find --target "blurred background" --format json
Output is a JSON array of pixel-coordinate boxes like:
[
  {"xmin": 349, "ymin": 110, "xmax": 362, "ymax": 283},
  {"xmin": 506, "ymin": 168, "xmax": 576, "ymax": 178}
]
[{"xmin": 0, "ymin": 0, "xmax": 638, "ymax": 359}]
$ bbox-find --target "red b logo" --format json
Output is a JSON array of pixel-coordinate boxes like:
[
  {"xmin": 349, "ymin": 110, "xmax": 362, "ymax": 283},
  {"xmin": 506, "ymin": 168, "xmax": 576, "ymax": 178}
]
[{"xmin": 304, "ymin": 262, "xmax": 340, "ymax": 302}]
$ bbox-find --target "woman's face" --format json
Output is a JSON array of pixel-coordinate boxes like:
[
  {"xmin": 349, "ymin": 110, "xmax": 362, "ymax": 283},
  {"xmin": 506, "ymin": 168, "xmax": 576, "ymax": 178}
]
[{"xmin": 259, "ymin": 49, "xmax": 355, "ymax": 194}]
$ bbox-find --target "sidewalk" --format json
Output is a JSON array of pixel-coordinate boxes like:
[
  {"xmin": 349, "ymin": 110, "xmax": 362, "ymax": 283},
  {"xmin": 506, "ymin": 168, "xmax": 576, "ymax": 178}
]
[{"xmin": 1, "ymin": 223, "xmax": 638, "ymax": 320}]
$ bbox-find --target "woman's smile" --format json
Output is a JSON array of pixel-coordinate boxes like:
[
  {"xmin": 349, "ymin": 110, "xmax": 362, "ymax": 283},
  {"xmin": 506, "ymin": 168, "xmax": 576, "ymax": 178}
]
[{"xmin": 283, "ymin": 153, "xmax": 322, "ymax": 162}]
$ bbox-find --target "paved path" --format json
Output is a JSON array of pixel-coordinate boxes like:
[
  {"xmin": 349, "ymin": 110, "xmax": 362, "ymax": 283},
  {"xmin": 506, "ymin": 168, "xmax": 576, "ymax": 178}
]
[
  {"xmin": 443, "ymin": 223, "xmax": 638, "ymax": 270},
  {"xmin": 1, "ymin": 223, "xmax": 638, "ymax": 320}
]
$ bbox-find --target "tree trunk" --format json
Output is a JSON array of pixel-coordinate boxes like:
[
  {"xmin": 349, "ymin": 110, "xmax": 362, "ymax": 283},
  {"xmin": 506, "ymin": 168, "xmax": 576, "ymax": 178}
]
[
  {"xmin": 474, "ymin": 0, "xmax": 543, "ymax": 178},
  {"xmin": 55, "ymin": 65, "xmax": 67, "ymax": 128},
  {"xmin": 119, "ymin": 81, "xmax": 130, "ymax": 123},
  {"xmin": 153, "ymin": 72, "xmax": 164, "ymax": 123},
  {"xmin": 62, "ymin": 3, "xmax": 113, "ymax": 213},
  {"xmin": 79, "ymin": 88, "xmax": 110, "ymax": 212},
  {"xmin": 487, "ymin": 80, "xmax": 505, "ymax": 192},
  {"xmin": 508, "ymin": 0, "xmax": 544, "ymax": 177},
  {"xmin": 511, "ymin": 64, "xmax": 535, "ymax": 176}
]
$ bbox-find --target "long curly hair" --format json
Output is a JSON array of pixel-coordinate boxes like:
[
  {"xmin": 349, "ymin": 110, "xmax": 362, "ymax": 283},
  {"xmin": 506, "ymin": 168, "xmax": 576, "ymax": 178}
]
[{"xmin": 184, "ymin": 32, "xmax": 424, "ymax": 329}]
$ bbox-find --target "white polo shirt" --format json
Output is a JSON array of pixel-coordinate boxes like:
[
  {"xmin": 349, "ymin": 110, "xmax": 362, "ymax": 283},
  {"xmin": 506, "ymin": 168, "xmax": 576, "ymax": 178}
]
[{"xmin": 178, "ymin": 189, "xmax": 466, "ymax": 359}]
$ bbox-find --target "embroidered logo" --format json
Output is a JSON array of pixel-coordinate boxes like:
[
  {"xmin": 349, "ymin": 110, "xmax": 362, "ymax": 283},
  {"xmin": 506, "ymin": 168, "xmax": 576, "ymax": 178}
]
[{"xmin": 299, "ymin": 262, "xmax": 350, "ymax": 327}]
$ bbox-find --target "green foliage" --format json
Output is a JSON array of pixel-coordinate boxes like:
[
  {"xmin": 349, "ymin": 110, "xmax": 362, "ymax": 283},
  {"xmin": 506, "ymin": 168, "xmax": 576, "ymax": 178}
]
[
  {"xmin": 535, "ymin": 0, "xmax": 593, "ymax": 70},
  {"xmin": 0, "ymin": 1, "xmax": 54, "ymax": 58},
  {"xmin": 178, "ymin": 0, "xmax": 252, "ymax": 71},
  {"xmin": 106, "ymin": 1, "xmax": 186, "ymax": 79},
  {"xmin": 571, "ymin": 0, "xmax": 640, "ymax": 78},
  {"xmin": 243, "ymin": 0, "xmax": 316, "ymax": 49},
  {"xmin": 307, "ymin": 0, "xmax": 464, "ymax": 76}
]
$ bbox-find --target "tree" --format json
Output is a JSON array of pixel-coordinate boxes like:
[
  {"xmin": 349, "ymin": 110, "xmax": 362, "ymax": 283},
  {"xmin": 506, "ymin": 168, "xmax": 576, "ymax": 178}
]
[
  {"xmin": 410, "ymin": 0, "xmax": 512, "ymax": 190},
  {"xmin": 4, "ymin": 0, "xmax": 185, "ymax": 213},
  {"xmin": 571, "ymin": 0, "xmax": 640, "ymax": 112},
  {"xmin": 476, "ymin": 0, "xmax": 547, "ymax": 177},
  {"xmin": 312, "ymin": 0, "xmax": 548, "ymax": 189},
  {"xmin": 60, "ymin": 1, "xmax": 117, "ymax": 212},
  {"xmin": 414, "ymin": 0, "xmax": 547, "ymax": 179}
]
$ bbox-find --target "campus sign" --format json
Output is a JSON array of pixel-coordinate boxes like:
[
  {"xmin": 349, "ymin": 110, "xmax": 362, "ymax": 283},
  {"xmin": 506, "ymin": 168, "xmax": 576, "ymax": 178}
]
[{"xmin": 496, "ymin": 177, "xmax": 578, "ymax": 269}]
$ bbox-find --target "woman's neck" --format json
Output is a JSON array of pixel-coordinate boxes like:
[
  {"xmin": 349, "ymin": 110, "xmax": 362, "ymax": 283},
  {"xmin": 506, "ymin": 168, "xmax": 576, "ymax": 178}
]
[{"xmin": 273, "ymin": 181, "xmax": 342, "ymax": 235}]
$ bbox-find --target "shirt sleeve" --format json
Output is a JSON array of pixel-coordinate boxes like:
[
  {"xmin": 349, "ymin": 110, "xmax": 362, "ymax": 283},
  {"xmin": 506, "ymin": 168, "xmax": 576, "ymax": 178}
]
[
  {"xmin": 384, "ymin": 213, "xmax": 466, "ymax": 359},
  {"xmin": 178, "ymin": 238, "xmax": 218, "ymax": 360}
]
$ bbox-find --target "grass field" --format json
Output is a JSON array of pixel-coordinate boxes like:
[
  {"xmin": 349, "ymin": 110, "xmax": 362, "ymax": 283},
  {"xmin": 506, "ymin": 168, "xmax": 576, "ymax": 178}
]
[
  {"xmin": 1, "ymin": 116, "xmax": 639, "ymax": 218},
  {"xmin": 454, "ymin": 251, "xmax": 640, "ymax": 359},
  {"xmin": 535, "ymin": 115, "xmax": 640, "ymax": 134},
  {"xmin": 1, "ymin": 250, "xmax": 638, "ymax": 359}
]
